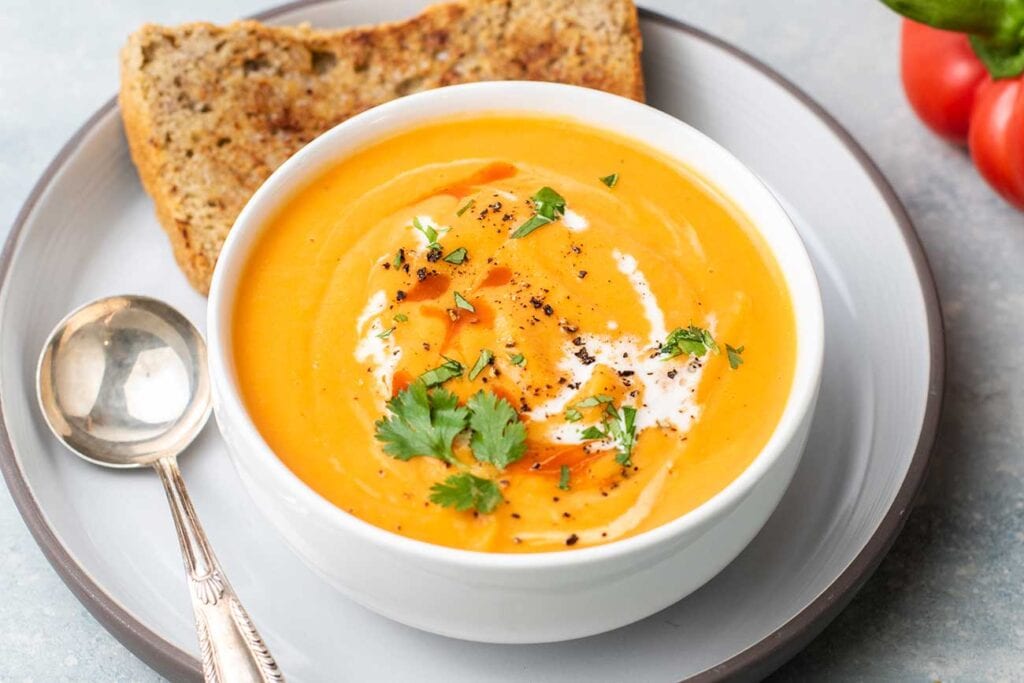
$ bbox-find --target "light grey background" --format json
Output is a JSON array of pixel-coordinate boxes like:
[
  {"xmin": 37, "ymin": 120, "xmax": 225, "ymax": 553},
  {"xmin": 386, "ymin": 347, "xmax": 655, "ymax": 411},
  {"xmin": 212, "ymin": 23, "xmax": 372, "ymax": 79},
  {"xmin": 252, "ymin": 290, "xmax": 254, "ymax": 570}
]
[{"xmin": 0, "ymin": 0, "xmax": 1020, "ymax": 681}]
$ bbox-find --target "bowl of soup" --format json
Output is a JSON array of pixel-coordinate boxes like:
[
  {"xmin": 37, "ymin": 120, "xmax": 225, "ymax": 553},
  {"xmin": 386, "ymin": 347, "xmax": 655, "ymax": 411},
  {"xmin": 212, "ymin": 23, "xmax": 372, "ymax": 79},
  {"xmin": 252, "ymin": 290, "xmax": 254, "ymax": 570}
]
[{"xmin": 208, "ymin": 82, "xmax": 824, "ymax": 643}]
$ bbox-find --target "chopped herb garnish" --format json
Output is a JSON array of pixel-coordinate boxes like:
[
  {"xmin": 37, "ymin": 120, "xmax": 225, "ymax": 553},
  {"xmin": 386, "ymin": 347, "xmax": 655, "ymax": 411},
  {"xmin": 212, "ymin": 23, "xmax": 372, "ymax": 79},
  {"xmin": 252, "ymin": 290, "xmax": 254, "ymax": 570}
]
[
  {"xmin": 599, "ymin": 173, "xmax": 619, "ymax": 188},
  {"xmin": 430, "ymin": 472, "xmax": 502, "ymax": 513},
  {"xmin": 393, "ymin": 249, "xmax": 405, "ymax": 268},
  {"xmin": 511, "ymin": 186, "xmax": 567, "ymax": 239},
  {"xmin": 510, "ymin": 214, "xmax": 552, "ymax": 239},
  {"xmin": 418, "ymin": 357, "xmax": 463, "ymax": 387},
  {"xmin": 660, "ymin": 325, "xmax": 718, "ymax": 359},
  {"xmin": 509, "ymin": 352, "xmax": 526, "ymax": 367},
  {"xmin": 411, "ymin": 216, "xmax": 446, "ymax": 249},
  {"xmin": 532, "ymin": 186, "xmax": 567, "ymax": 218},
  {"xmin": 454, "ymin": 291, "xmax": 476, "ymax": 312},
  {"xmin": 577, "ymin": 399, "xmax": 638, "ymax": 466},
  {"xmin": 376, "ymin": 327, "xmax": 395, "ymax": 339},
  {"xmin": 375, "ymin": 386, "xmax": 541, "ymax": 515},
  {"xmin": 727, "ymin": 344, "xmax": 745, "ymax": 370},
  {"xmin": 443, "ymin": 247, "xmax": 468, "ymax": 265},
  {"xmin": 607, "ymin": 405, "xmax": 638, "ymax": 466},
  {"xmin": 558, "ymin": 465, "xmax": 571, "ymax": 491},
  {"xmin": 394, "ymin": 313, "xmax": 409, "ymax": 323},
  {"xmin": 468, "ymin": 349, "xmax": 494, "ymax": 381},
  {"xmin": 564, "ymin": 408, "xmax": 582, "ymax": 422},
  {"xmin": 456, "ymin": 198, "xmax": 476, "ymax": 217},
  {"xmin": 467, "ymin": 391, "xmax": 527, "ymax": 468},
  {"xmin": 575, "ymin": 394, "xmax": 613, "ymax": 409},
  {"xmin": 374, "ymin": 381, "xmax": 469, "ymax": 463}
]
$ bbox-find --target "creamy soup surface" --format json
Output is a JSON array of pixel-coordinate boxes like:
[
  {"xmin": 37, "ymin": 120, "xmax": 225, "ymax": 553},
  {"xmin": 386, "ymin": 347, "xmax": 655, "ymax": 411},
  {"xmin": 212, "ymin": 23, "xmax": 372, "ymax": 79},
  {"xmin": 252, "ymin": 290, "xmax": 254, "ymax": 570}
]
[{"xmin": 233, "ymin": 115, "xmax": 796, "ymax": 553}]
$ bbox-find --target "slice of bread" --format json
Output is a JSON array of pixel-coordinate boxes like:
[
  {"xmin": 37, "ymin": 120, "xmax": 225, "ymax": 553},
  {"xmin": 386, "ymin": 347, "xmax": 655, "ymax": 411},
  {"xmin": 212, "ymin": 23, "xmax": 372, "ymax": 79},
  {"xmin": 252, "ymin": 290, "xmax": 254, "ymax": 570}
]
[{"xmin": 119, "ymin": 0, "xmax": 644, "ymax": 294}]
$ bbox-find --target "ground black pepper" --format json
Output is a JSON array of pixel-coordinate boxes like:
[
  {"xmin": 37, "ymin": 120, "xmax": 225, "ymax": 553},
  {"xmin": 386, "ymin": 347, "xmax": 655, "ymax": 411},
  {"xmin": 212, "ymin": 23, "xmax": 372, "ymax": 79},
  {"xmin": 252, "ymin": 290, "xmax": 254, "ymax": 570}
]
[{"xmin": 574, "ymin": 347, "xmax": 596, "ymax": 365}]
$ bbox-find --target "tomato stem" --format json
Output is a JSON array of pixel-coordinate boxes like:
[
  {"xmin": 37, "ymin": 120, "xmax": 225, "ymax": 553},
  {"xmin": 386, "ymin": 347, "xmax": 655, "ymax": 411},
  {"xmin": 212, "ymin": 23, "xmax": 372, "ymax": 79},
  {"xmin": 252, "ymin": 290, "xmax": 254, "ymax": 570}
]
[
  {"xmin": 881, "ymin": 0, "xmax": 1024, "ymax": 78},
  {"xmin": 881, "ymin": 0, "xmax": 1017, "ymax": 35}
]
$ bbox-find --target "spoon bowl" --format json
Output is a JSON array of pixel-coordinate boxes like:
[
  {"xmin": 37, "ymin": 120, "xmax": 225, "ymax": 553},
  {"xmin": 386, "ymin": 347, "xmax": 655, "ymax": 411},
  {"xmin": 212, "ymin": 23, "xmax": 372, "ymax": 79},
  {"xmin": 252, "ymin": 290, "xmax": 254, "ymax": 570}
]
[{"xmin": 37, "ymin": 295, "xmax": 210, "ymax": 468}]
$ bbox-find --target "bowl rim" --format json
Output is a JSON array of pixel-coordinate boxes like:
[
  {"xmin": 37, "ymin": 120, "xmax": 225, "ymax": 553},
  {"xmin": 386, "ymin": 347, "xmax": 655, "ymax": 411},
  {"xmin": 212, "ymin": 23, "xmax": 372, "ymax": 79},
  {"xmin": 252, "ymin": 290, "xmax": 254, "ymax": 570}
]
[{"xmin": 207, "ymin": 80, "xmax": 825, "ymax": 569}]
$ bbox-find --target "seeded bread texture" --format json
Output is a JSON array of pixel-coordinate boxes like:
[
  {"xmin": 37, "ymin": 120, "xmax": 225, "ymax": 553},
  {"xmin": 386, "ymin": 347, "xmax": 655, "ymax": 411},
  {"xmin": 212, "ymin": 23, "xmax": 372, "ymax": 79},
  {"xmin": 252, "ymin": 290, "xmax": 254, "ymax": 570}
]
[{"xmin": 119, "ymin": 0, "xmax": 645, "ymax": 294}]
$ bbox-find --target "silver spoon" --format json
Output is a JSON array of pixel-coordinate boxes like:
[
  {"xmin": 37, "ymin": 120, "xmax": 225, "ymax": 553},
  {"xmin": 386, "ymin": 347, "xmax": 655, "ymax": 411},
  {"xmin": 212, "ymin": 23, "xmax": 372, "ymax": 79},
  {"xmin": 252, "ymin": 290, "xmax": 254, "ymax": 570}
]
[{"xmin": 36, "ymin": 295, "xmax": 283, "ymax": 682}]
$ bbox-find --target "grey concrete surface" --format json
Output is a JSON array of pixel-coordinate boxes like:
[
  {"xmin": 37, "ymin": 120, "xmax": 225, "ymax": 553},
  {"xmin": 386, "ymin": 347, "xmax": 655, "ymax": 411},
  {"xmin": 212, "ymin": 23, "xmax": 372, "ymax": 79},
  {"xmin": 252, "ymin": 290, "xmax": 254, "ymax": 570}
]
[{"xmin": 1, "ymin": 0, "xmax": 1021, "ymax": 680}]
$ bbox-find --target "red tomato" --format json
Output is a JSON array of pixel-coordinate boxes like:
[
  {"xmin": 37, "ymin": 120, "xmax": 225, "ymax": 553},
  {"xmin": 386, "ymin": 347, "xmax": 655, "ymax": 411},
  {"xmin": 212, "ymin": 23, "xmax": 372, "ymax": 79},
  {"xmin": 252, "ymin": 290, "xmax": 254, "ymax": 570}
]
[
  {"xmin": 900, "ymin": 20, "xmax": 987, "ymax": 143},
  {"xmin": 901, "ymin": 19, "xmax": 1024, "ymax": 208},
  {"xmin": 968, "ymin": 78, "xmax": 1024, "ymax": 207},
  {"xmin": 1006, "ymin": 83, "xmax": 1024, "ymax": 204}
]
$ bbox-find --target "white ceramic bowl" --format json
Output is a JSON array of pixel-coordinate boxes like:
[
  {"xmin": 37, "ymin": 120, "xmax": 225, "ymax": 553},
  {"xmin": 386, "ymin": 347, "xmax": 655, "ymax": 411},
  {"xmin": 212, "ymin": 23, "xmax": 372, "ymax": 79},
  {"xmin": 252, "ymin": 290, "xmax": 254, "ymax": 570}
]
[{"xmin": 207, "ymin": 81, "xmax": 825, "ymax": 644}]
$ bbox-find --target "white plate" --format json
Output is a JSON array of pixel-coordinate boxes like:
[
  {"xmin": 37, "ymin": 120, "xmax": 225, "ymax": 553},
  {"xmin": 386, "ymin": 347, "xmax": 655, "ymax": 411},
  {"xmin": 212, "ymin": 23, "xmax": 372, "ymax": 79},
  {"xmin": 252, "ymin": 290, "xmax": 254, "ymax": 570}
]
[{"xmin": 0, "ymin": 2, "xmax": 942, "ymax": 681}]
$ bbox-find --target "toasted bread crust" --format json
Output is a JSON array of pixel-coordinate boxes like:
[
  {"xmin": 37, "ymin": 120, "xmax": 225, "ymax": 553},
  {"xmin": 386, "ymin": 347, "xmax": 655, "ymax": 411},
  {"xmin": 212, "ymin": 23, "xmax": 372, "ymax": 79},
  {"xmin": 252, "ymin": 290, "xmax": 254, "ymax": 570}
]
[{"xmin": 119, "ymin": 0, "xmax": 644, "ymax": 293}]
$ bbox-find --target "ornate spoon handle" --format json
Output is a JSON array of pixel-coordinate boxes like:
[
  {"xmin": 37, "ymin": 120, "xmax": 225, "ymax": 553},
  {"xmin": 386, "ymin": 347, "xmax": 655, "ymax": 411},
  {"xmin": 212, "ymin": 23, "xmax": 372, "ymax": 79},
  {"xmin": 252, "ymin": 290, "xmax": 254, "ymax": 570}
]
[{"xmin": 154, "ymin": 457, "xmax": 284, "ymax": 682}]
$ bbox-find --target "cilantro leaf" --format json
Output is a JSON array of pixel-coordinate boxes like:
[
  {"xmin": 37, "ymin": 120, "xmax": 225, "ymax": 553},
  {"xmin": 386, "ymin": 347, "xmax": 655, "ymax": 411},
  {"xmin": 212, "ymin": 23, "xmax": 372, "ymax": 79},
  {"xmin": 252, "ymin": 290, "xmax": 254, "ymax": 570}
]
[
  {"xmin": 608, "ymin": 405, "xmax": 638, "ymax": 466},
  {"xmin": 599, "ymin": 173, "xmax": 619, "ymax": 188},
  {"xmin": 443, "ymin": 247, "xmax": 468, "ymax": 264},
  {"xmin": 510, "ymin": 214, "xmax": 552, "ymax": 239},
  {"xmin": 411, "ymin": 216, "xmax": 447, "ymax": 249},
  {"xmin": 466, "ymin": 391, "xmax": 527, "ymax": 468},
  {"xmin": 726, "ymin": 344, "xmax": 745, "ymax": 370},
  {"xmin": 393, "ymin": 313, "xmax": 409, "ymax": 323},
  {"xmin": 429, "ymin": 472, "xmax": 503, "ymax": 513},
  {"xmin": 511, "ymin": 186, "xmax": 566, "ymax": 239},
  {"xmin": 532, "ymin": 186, "xmax": 567, "ymax": 219},
  {"xmin": 374, "ymin": 381, "xmax": 469, "ymax": 463},
  {"xmin": 376, "ymin": 327, "xmax": 395, "ymax": 339},
  {"xmin": 456, "ymin": 199, "xmax": 476, "ymax": 217},
  {"xmin": 558, "ymin": 465, "xmax": 571, "ymax": 491},
  {"xmin": 577, "ymin": 400, "xmax": 639, "ymax": 466},
  {"xmin": 660, "ymin": 325, "xmax": 718, "ymax": 359},
  {"xmin": 393, "ymin": 249, "xmax": 405, "ymax": 268},
  {"xmin": 468, "ymin": 349, "xmax": 494, "ymax": 381},
  {"xmin": 575, "ymin": 394, "xmax": 613, "ymax": 409},
  {"xmin": 508, "ymin": 352, "xmax": 526, "ymax": 367},
  {"xmin": 454, "ymin": 291, "xmax": 475, "ymax": 312},
  {"xmin": 564, "ymin": 407, "xmax": 582, "ymax": 422},
  {"xmin": 419, "ymin": 357, "xmax": 463, "ymax": 387}
]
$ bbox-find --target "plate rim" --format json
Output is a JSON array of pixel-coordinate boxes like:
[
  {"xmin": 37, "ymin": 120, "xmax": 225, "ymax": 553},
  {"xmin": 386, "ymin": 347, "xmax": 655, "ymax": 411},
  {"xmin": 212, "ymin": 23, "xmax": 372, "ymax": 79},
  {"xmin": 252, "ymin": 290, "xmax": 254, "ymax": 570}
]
[{"xmin": 0, "ymin": 4, "xmax": 944, "ymax": 681}]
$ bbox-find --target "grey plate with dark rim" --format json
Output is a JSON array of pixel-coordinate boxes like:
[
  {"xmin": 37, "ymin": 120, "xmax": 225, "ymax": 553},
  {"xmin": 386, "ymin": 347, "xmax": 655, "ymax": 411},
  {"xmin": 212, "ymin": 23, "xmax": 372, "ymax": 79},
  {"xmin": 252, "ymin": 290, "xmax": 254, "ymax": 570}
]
[{"xmin": 0, "ymin": 2, "xmax": 942, "ymax": 680}]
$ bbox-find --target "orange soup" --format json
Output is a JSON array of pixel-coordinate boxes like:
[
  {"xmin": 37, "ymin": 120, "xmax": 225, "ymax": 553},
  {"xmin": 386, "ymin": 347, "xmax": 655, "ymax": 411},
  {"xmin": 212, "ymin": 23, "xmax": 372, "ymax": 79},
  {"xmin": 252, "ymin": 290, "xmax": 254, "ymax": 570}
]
[{"xmin": 233, "ymin": 115, "xmax": 796, "ymax": 553}]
